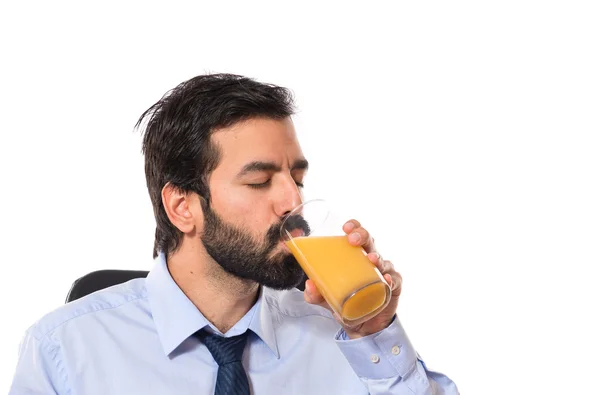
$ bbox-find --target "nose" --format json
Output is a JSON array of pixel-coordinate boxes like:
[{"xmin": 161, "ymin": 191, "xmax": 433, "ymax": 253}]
[{"xmin": 274, "ymin": 176, "xmax": 303, "ymax": 218}]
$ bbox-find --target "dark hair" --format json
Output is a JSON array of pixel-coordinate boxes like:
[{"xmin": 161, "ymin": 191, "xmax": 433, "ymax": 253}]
[{"xmin": 136, "ymin": 73, "xmax": 295, "ymax": 258}]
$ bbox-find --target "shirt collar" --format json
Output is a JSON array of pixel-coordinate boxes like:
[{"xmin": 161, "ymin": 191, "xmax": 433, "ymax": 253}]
[
  {"xmin": 249, "ymin": 287, "xmax": 280, "ymax": 358},
  {"xmin": 146, "ymin": 252, "xmax": 279, "ymax": 358}
]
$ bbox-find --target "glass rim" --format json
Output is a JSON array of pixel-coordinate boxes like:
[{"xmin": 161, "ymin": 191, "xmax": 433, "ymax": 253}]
[{"xmin": 279, "ymin": 198, "xmax": 329, "ymax": 240}]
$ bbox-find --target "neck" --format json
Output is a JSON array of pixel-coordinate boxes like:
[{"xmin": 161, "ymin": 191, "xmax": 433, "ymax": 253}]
[{"xmin": 167, "ymin": 242, "xmax": 259, "ymax": 334}]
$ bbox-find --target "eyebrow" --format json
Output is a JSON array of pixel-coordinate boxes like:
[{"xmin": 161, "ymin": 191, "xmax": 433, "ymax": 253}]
[{"xmin": 237, "ymin": 159, "xmax": 309, "ymax": 178}]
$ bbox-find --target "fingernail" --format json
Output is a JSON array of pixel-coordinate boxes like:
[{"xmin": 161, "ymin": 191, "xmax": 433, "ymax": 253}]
[
  {"xmin": 345, "ymin": 221, "xmax": 355, "ymax": 231},
  {"xmin": 350, "ymin": 232, "xmax": 361, "ymax": 243}
]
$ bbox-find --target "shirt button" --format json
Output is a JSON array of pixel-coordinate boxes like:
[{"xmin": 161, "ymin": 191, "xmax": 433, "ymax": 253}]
[
  {"xmin": 391, "ymin": 345, "xmax": 401, "ymax": 355},
  {"xmin": 370, "ymin": 354, "xmax": 380, "ymax": 363}
]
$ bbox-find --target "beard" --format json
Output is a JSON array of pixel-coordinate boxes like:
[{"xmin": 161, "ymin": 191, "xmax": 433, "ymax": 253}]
[{"xmin": 201, "ymin": 206, "xmax": 310, "ymax": 290}]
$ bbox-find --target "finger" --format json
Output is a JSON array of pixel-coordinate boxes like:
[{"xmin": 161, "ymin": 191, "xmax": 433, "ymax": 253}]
[
  {"xmin": 345, "ymin": 222, "xmax": 376, "ymax": 253},
  {"xmin": 390, "ymin": 272, "xmax": 403, "ymax": 296},
  {"xmin": 384, "ymin": 273, "xmax": 393, "ymax": 286},
  {"xmin": 377, "ymin": 259, "xmax": 402, "ymax": 296},
  {"xmin": 304, "ymin": 281, "xmax": 342, "ymax": 321},
  {"xmin": 379, "ymin": 259, "xmax": 394, "ymax": 274},
  {"xmin": 343, "ymin": 219, "xmax": 361, "ymax": 234},
  {"xmin": 386, "ymin": 269, "xmax": 402, "ymax": 296},
  {"xmin": 367, "ymin": 252, "xmax": 383, "ymax": 271},
  {"xmin": 303, "ymin": 280, "xmax": 330, "ymax": 310}
]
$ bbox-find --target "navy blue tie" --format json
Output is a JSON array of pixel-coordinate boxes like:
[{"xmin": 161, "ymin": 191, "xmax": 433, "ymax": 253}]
[{"xmin": 196, "ymin": 330, "xmax": 251, "ymax": 395}]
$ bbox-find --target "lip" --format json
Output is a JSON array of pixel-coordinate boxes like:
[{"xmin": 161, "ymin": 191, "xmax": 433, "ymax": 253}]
[
  {"xmin": 285, "ymin": 228, "xmax": 306, "ymax": 238},
  {"xmin": 279, "ymin": 240, "xmax": 291, "ymax": 252}
]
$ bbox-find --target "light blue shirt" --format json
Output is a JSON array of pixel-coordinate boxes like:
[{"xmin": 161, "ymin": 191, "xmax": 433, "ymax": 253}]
[{"xmin": 9, "ymin": 254, "xmax": 459, "ymax": 394}]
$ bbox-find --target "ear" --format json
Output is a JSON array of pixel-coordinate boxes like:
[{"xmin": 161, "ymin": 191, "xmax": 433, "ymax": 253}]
[{"xmin": 161, "ymin": 183, "xmax": 203, "ymax": 234}]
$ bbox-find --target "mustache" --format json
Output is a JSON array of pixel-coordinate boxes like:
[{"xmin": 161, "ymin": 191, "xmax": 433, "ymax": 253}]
[{"xmin": 266, "ymin": 214, "xmax": 312, "ymax": 247}]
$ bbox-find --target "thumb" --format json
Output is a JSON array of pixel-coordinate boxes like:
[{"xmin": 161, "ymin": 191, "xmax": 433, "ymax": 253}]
[{"xmin": 303, "ymin": 279, "xmax": 329, "ymax": 309}]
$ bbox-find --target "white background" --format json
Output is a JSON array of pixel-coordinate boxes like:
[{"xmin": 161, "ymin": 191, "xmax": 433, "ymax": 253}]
[{"xmin": 1, "ymin": 1, "xmax": 599, "ymax": 394}]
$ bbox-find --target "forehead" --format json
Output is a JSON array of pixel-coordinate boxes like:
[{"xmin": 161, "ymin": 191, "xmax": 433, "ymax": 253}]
[{"xmin": 211, "ymin": 117, "xmax": 304, "ymax": 170}]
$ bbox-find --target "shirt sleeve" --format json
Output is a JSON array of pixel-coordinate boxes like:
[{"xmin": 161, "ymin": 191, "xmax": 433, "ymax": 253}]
[
  {"xmin": 9, "ymin": 327, "xmax": 70, "ymax": 395},
  {"xmin": 335, "ymin": 317, "xmax": 460, "ymax": 394}
]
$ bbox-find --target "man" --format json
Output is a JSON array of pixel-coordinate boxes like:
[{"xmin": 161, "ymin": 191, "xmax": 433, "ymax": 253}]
[{"xmin": 10, "ymin": 74, "xmax": 459, "ymax": 394}]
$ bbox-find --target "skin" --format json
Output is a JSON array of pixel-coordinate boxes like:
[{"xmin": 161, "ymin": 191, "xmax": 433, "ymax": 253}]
[{"xmin": 162, "ymin": 117, "xmax": 402, "ymax": 338}]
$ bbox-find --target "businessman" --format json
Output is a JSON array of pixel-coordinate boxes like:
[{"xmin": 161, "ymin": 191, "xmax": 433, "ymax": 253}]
[{"xmin": 10, "ymin": 73, "xmax": 459, "ymax": 394}]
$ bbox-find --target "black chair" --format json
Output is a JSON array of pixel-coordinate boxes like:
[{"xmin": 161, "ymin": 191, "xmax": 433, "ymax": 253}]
[
  {"xmin": 65, "ymin": 270, "xmax": 149, "ymax": 303},
  {"xmin": 66, "ymin": 269, "xmax": 307, "ymax": 303}
]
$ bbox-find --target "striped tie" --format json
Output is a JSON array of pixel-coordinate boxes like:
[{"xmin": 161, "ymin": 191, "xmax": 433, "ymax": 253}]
[{"xmin": 196, "ymin": 330, "xmax": 251, "ymax": 395}]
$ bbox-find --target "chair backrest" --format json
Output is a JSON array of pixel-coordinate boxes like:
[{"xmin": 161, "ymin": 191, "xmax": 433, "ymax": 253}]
[
  {"xmin": 66, "ymin": 269, "xmax": 307, "ymax": 303},
  {"xmin": 65, "ymin": 270, "xmax": 149, "ymax": 303}
]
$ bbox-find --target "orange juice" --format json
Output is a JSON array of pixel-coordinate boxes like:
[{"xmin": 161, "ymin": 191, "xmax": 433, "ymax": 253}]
[{"xmin": 285, "ymin": 235, "xmax": 390, "ymax": 323}]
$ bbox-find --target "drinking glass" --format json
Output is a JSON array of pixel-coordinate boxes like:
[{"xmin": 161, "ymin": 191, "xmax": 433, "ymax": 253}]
[{"xmin": 280, "ymin": 199, "xmax": 391, "ymax": 326}]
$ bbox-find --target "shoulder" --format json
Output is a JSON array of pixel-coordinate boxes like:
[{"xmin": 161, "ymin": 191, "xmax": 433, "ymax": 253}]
[
  {"xmin": 263, "ymin": 287, "xmax": 336, "ymax": 321},
  {"xmin": 27, "ymin": 278, "xmax": 148, "ymax": 341}
]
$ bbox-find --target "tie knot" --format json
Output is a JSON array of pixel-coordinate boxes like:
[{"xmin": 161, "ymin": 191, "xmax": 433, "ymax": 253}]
[{"xmin": 197, "ymin": 330, "xmax": 249, "ymax": 366}]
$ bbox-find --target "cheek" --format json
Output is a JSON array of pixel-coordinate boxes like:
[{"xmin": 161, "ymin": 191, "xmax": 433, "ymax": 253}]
[{"xmin": 210, "ymin": 186, "xmax": 272, "ymax": 230}]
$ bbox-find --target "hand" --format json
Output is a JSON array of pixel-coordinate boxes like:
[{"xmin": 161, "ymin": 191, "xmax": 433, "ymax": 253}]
[{"xmin": 303, "ymin": 219, "xmax": 402, "ymax": 339}]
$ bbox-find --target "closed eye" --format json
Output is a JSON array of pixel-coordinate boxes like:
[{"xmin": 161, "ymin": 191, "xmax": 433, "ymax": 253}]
[
  {"xmin": 248, "ymin": 180, "xmax": 271, "ymax": 189},
  {"xmin": 248, "ymin": 180, "xmax": 304, "ymax": 189}
]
